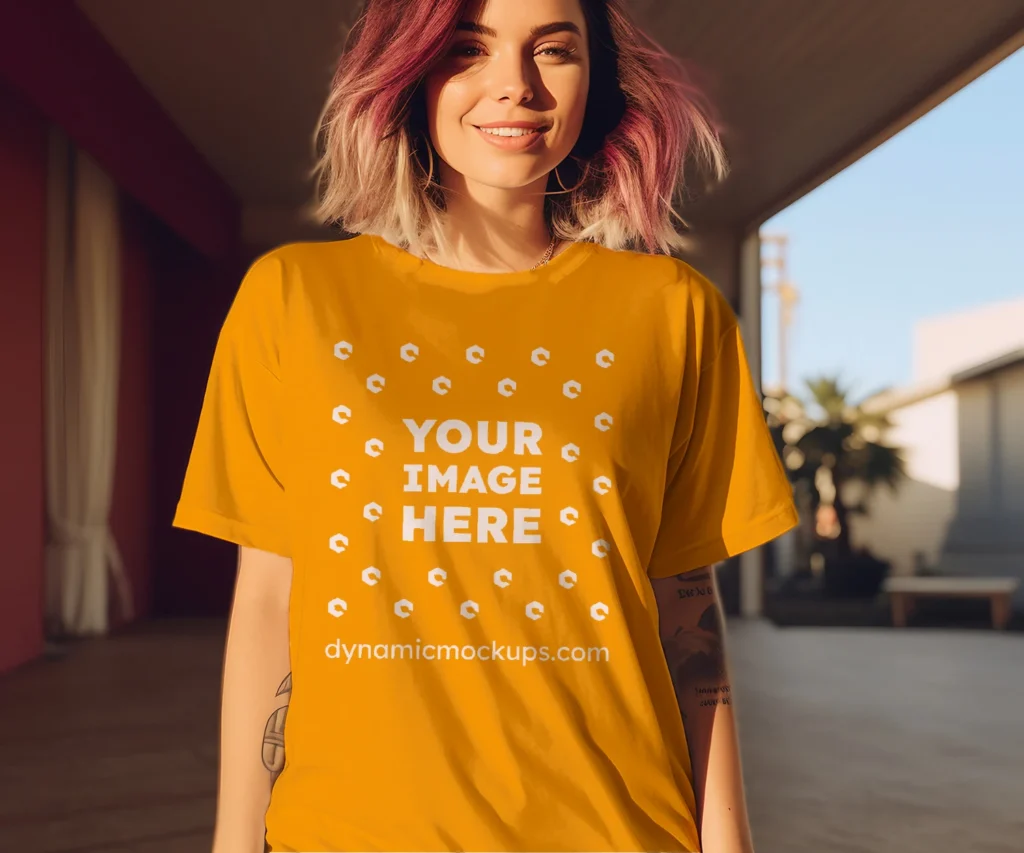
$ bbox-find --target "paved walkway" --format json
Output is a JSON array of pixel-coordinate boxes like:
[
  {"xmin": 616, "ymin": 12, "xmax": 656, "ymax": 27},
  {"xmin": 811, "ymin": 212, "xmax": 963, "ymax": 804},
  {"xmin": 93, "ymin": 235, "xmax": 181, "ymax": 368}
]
[{"xmin": 730, "ymin": 621, "xmax": 1024, "ymax": 853}]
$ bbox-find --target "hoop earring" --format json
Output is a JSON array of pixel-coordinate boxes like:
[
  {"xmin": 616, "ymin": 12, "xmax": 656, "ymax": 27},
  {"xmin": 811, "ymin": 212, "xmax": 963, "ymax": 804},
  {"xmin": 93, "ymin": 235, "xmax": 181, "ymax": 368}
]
[{"xmin": 552, "ymin": 159, "xmax": 589, "ymax": 194}]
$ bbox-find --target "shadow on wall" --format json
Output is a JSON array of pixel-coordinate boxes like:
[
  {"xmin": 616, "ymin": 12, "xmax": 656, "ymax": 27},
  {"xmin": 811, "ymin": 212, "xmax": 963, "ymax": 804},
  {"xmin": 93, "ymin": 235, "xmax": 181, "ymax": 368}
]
[{"xmin": 852, "ymin": 476, "xmax": 956, "ymax": 577}]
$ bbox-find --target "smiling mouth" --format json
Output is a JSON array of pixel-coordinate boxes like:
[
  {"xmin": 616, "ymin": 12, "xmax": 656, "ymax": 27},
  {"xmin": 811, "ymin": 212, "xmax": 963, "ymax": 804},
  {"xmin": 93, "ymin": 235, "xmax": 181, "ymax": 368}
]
[{"xmin": 474, "ymin": 126, "xmax": 549, "ymax": 137}]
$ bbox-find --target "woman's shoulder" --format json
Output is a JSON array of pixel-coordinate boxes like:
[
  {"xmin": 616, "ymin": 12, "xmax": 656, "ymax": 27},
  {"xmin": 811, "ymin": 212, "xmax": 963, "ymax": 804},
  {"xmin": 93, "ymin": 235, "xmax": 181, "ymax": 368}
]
[
  {"xmin": 218, "ymin": 238, "xmax": 370, "ymax": 338},
  {"xmin": 587, "ymin": 242, "xmax": 735, "ymax": 321},
  {"xmin": 234, "ymin": 235, "xmax": 376, "ymax": 304},
  {"xmin": 251, "ymin": 234, "xmax": 372, "ymax": 274}
]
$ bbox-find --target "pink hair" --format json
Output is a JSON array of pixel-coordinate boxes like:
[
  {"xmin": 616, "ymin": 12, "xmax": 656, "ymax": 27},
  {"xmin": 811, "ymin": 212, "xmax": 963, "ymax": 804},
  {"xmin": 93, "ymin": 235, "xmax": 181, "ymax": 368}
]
[{"xmin": 311, "ymin": 0, "xmax": 726, "ymax": 255}]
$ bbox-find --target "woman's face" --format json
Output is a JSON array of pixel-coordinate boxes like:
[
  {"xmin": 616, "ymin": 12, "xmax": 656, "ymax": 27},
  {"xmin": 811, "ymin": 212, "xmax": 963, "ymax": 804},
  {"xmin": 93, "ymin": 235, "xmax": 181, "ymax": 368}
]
[{"xmin": 423, "ymin": 0, "xmax": 590, "ymax": 193}]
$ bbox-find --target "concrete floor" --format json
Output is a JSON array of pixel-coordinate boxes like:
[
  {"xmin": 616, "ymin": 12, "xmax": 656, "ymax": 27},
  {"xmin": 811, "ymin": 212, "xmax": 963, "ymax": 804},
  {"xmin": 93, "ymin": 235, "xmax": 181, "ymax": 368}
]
[
  {"xmin": 730, "ymin": 621, "xmax": 1024, "ymax": 853},
  {"xmin": 1, "ymin": 618, "xmax": 1021, "ymax": 852}
]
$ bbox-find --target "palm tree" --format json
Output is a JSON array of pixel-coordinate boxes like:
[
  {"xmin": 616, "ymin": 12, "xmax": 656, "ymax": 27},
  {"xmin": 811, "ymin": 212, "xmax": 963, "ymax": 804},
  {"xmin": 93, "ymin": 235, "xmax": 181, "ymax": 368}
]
[{"xmin": 765, "ymin": 377, "xmax": 906, "ymax": 560}]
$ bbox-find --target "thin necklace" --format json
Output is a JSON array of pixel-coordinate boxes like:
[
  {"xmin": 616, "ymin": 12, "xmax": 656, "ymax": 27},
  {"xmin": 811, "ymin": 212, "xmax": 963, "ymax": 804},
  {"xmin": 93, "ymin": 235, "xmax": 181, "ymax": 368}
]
[
  {"xmin": 423, "ymin": 233, "xmax": 558, "ymax": 271},
  {"xmin": 530, "ymin": 233, "xmax": 558, "ymax": 270}
]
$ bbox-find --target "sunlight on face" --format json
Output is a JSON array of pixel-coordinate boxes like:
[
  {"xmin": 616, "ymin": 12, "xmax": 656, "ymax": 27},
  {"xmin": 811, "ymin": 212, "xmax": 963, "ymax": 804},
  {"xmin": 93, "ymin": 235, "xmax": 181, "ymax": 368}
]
[{"xmin": 423, "ymin": 0, "xmax": 590, "ymax": 193}]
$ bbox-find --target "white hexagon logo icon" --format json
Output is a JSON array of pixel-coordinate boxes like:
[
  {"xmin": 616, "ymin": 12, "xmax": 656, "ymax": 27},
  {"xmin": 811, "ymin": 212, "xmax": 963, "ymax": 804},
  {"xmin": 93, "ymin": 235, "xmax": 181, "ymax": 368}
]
[
  {"xmin": 433, "ymin": 376, "xmax": 451, "ymax": 395},
  {"xmin": 498, "ymin": 378, "xmax": 516, "ymax": 397},
  {"xmin": 330, "ymin": 468, "xmax": 350, "ymax": 489},
  {"xmin": 525, "ymin": 601, "xmax": 545, "ymax": 621},
  {"xmin": 427, "ymin": 567, "xmax": 447, "ymax": 587},
  {"xmin": 595, "ymin": 412, "xmax": 613, "ymax": 431},
  {"xmin": 460, "ymin": 600, "xmax": 480, "ymax": 619},
  {"xmin": 466, "ymin": 345, "xmax": 485, "ymax": 364},
  {"xmin": 593, "ymin": 476, "xmax": 612, "ymax": 495},
  {"xmin": 561, "ymin": 443, "xmax": 580, "ymax": 462},
  {"xmin": 366, "ymin": 374, "xmax": 385, "ymax": 394},
  {"xmin": 531, "ymin": 347, "xmax": 551, "ymax": 366},
  {"xmin": 361, "ymin": 566, "xmax": 380, "ymax": 586},
  {"xmin": 400, "ymin": 342, "xmax": 419, "ymax": 362},
  {"xmin": 592, "ymin": 539, "xmax": 610, "ymax": 558},
  {"xmin": 560, "ymin": 507, "xmax": 579, "ymax": 526},
  {"xmin": 493, "ymin": 568, "xmax": 512, "ymax": 588},
  {"xmin": 365, "ymin": 438, "xmax": 384, "ymax": 457},
  {"xmin": 327, "ymin": 597, "xmax": 347, "ymax": 617},
  {"xmin": 559, "ymin": 570, "xmax": 577, "ymax": 589},
  {"xmin": 394, "ymin": 599, "xmax": 414, "ymax": 618},
  {"xmin": 333, "ymin": 340, "xmax": 353, "ymax": 360},
  {"xmin": 332, "ymin": 404, "xmax": 351, "ymax": 425},
  {"xmin": 591, "ymin": 602, "xmax": 610, "ymax": 621},
  {"xmin": 363, "ymin": 502, "xmax": 382, "ymax": 522},
  {"xmin": 596, "ymin": 349, "xmax": 615, "ymax": 368},
  {"xmin": 563, "ymin": 380, "xmax": 582, "ymax": 399},
  {"xmin": 329, "ymin": 533, "xmax": 349, "ymax": 553}
]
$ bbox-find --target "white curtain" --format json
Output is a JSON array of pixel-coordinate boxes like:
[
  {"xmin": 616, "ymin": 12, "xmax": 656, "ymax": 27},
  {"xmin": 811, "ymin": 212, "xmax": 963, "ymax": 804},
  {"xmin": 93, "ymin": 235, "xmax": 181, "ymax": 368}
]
[{"xmin": 44, "ymin": 126, "xmax": 134, "ymax": 636}]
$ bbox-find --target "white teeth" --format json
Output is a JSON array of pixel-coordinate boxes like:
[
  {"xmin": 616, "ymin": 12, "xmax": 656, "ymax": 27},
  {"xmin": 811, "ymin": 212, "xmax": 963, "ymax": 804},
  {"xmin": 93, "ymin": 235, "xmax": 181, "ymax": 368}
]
[{"xmin": 479, "ymin": 127, "xmax": 539, "ymax": 137}]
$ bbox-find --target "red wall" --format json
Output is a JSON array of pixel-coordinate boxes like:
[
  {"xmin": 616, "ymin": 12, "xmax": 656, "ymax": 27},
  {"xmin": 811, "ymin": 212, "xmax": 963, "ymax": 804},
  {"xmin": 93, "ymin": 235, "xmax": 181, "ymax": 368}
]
[
  {"xmin": 0, "ymin": 80, "xmax": 46, "ymax": 672},
  {"xmin": 153, "ymin": 233, "xmax": 247, "ymax": 618},
  {"xmin": 109, "ymin": 194, "xmax": 158, "ymax": 629},
  {"xmin": 112, "ymin": 194, "xmax": 245, "ymax": 627}
]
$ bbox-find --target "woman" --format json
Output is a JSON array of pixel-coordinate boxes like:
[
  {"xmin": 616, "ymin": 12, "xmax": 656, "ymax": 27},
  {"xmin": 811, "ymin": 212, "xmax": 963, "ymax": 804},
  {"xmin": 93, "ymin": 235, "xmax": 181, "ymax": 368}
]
[{"xmin": 173, "ymin": 0, "xmax": 798, "ymax": 850}]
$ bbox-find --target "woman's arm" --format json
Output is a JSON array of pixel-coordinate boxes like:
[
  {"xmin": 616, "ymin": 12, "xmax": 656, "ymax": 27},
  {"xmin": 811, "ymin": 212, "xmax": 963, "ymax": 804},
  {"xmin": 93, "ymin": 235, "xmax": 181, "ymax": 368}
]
[
  {"xmin": 213, "ymin": 546, "xmax": 292, "ymax": 853},
  {"xmin": 652, "ymin": 566, "xmax": 755, "ymax": 853}
]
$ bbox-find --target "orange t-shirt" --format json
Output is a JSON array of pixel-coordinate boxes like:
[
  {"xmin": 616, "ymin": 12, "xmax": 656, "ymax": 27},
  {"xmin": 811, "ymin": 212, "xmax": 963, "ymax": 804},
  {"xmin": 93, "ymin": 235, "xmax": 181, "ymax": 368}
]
[{"xmin": 173, "ymin": 233, "xmax": 797, "ymax": 852}]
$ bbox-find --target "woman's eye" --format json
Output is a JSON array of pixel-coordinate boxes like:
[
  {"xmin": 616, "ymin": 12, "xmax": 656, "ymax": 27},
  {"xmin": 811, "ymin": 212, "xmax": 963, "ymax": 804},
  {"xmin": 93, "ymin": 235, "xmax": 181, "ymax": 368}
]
[
  {"xmin": 450, "ymin": 43, "xmax": 484, "ymax": 58},
  {"xmin": 447, "ymin": 42, "xmax": 576, "ymax": 61},
  {"xmin": 535, "ymin": 44, "xmax": 576, "ymax": 60}
]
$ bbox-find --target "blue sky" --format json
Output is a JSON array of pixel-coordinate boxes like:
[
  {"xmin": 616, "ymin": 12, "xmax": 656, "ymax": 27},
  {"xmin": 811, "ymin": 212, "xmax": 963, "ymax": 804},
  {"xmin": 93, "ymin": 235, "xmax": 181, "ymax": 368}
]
[{"xmin": 760, "ymin": 47, "xmax": 1024, "ymax": 402}]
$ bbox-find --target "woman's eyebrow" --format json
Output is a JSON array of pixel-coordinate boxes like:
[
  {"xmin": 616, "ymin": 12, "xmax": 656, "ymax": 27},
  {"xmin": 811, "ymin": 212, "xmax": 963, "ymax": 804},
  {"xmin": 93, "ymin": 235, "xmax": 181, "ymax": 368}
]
[{"xmin": 455, "ymin": 20, "xmax": 582, "ymax": 39}]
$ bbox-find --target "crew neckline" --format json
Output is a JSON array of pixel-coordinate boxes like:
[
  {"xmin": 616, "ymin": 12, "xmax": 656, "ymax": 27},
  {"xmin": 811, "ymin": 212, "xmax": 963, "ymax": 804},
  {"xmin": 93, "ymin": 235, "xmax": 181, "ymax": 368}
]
[{"xmin": 364, "ymin": 232, "xmax": 597, "ymax": 288}]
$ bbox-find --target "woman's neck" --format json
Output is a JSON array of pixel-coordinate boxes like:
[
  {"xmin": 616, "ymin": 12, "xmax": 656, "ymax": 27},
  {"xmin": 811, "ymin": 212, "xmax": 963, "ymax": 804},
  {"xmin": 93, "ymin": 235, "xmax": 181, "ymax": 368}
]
[{"xmin": 426, "ymin": 172, "xmax": 562, "ymax": 273}]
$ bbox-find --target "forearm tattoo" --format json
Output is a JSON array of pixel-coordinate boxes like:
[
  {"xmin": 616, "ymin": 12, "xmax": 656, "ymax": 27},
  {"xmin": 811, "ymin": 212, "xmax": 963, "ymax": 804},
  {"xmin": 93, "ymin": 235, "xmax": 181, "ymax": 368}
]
[
  {"xmin": 674, "ymin": 569, "xmax": 716, "ymax": 599},
  {"xmin": 663, "ymin": 571, "xmax": 731, "ymax": 710},
  {"xmin": 262, "ymin": 672, "xmax": 291, "ymax": 781}
]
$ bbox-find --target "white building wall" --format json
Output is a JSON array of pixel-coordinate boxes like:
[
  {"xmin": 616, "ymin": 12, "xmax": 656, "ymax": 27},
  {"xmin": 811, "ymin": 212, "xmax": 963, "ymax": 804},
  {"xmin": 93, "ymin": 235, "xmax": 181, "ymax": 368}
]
[
  {"xmin": 854, "ymin": 299, "xmax": 1024, "ymax": 580},
  {"xmin": 891, "ymin": 392, "xmax": 959, "ymax": 491},
  {"xmin": 957, "ymin": 381, "xmax": 995, "ymax": 516},
  {"xmin": 852, "ymin": 392, "xmax": 956, "ymax": 576},
  {"xmin": 997, "ymin": 365, "xmax": 1024, "ymax": 516},
  {"xmin": 914, "ymin": 297, "xmax": 1024, "ymax": 383},
  {"xmin": 940, "ymin": 363, "xmax": 1024, "ymax": 602}
]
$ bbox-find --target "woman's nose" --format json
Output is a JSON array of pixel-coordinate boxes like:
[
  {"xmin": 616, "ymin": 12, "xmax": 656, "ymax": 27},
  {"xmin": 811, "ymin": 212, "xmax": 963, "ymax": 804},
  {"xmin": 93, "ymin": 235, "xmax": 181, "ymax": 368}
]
[{"xmin": 487, "ymin": 53, "xmax": 535, "ymax": 105}]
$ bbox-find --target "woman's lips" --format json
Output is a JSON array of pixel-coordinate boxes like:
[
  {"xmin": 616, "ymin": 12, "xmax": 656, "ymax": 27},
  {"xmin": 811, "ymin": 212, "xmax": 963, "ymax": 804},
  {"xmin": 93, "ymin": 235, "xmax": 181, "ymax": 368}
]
[{"xmin": 473, "ymin": 125, "xmax": 548, "ymax": 151}]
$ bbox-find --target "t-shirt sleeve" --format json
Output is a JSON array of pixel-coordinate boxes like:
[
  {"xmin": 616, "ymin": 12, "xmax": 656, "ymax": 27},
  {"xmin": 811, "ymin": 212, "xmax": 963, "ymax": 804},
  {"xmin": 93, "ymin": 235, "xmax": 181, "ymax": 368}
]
[
  {"xmin": 171, "ymin": 252, "xmax": 290, "ymax": 557},
  {"xmin": 646, "ymin": 285, "xmax": 798, "ymax": 578}
]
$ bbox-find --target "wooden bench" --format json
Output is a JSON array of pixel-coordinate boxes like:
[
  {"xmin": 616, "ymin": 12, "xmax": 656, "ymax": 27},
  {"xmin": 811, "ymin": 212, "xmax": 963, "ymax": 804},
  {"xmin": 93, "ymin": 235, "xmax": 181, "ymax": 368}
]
[{"xmin": 883, "ymin": 576, "xmax": 1019, "ymax": 629}]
